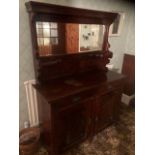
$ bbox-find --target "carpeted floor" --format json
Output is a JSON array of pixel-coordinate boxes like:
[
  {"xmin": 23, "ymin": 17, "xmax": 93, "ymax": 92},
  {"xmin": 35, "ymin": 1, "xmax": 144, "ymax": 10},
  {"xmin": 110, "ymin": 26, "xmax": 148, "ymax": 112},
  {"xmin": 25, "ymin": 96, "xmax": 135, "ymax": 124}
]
[{"xmin": 37, "ymin": 103, "xmax": 135, "ymax": 155}]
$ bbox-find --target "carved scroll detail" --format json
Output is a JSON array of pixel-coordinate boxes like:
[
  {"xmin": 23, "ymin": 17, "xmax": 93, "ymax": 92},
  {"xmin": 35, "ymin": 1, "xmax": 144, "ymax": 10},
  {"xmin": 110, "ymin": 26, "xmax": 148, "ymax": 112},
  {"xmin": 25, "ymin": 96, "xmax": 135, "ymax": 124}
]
[
  {"xmin": 102, "ymin": 25, "xmax": 110, "ymax": 52},
  {"xmin": 102, "ymin": 25, "xmax": 113, "ymax": 72}
]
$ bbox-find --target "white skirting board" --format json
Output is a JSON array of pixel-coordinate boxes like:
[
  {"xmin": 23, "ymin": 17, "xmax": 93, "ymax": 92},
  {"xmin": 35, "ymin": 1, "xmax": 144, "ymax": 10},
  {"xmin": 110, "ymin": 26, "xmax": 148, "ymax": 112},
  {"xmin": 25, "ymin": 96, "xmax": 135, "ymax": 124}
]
[{"xmin": 121, "ymin": 93, "xmax": 135, "ymax": 105}]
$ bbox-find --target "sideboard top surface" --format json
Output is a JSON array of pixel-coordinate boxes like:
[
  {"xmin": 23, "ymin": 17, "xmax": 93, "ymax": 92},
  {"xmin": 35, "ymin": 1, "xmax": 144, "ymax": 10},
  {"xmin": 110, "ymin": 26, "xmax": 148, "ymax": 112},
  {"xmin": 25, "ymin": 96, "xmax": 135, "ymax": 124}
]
[{"xmin": 34, "ymin": 71, "xmax": 126, "ymax": 103}]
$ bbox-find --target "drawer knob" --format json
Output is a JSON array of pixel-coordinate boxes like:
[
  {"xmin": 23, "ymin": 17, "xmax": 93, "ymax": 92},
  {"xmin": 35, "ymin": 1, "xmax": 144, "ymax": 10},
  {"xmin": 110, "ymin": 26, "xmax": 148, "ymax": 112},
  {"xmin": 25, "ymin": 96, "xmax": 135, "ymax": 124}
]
[
  {"xmin": 95, "ymin": 117, "xmax": 98, "ymax": 122},
  {"xmin": 108, "ymin": 85, "xmax": 113, "ymax": 90}
]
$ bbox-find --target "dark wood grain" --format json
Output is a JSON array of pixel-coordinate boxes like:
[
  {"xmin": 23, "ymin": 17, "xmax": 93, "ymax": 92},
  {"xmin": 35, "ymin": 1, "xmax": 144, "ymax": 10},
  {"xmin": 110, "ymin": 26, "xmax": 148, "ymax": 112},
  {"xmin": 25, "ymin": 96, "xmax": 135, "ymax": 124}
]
[
  {"xmin": 25, "ymin": 2, "xmax": 125, "ymax": 155},
  {"xmin": 122, "ymin": 54, "xmax": 135, "ymax": 95},
  {"xmin": 35, "ymin": 71, "xmax": 126, "ymax": 155},
  {"xmin": 25, "ymin": 1, "xmax": 117, "ymax": 25}
]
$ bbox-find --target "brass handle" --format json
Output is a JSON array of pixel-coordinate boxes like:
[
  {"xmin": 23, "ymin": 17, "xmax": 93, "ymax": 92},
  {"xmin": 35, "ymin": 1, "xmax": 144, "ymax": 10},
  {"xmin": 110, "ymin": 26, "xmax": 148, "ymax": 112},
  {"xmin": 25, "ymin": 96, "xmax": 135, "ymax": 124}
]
[
  {"xmin": 43, "ymin": 59, "xmax": 62, "ymax": 66},
  {"xmin": 72, "ymin": 96, "xmax": 81, "ymax": 102},
  {"xmin": 51, "ymin": 59, "xmax": 61, "ymax": 64}
]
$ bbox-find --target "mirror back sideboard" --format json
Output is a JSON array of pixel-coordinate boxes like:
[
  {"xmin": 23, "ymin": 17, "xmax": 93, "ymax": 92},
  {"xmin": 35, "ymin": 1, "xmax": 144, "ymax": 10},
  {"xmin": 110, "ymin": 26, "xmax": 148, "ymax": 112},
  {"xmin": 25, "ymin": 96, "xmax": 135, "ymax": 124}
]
[
  {"xmin": 26, "ymin": 1, "xmax": 118, "ymax": 84},
  {"xmin": 25, "ymin": 2, "xmax": 126, "ymax": 155}
]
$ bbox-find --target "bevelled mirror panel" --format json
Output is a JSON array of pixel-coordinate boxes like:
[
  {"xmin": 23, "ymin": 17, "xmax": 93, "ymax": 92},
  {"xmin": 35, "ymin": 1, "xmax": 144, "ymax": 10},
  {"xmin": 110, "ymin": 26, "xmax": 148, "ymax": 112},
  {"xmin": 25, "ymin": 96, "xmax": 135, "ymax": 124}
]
[{"xmin": 36, "ymin": 22, "xmax": 105, "ymax": 57}]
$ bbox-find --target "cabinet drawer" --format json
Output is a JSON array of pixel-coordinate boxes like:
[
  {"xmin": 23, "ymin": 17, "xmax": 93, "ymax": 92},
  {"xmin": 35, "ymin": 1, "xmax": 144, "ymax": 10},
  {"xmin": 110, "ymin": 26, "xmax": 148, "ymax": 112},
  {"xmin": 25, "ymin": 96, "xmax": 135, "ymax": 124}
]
[
  {"xmin": 52, "ymin": 90, "xmax": 94, "ymax": 109},
  {"xmin": 97, "ymin": 80, "xmax": 123, "ymax": 95},
  {"xmin": 110, "ymin": 79, "xmax": 124, "ymax": 89},
  {"xmin": 97, "ymin": 84, "xmax": 114, "ymax": 95}
]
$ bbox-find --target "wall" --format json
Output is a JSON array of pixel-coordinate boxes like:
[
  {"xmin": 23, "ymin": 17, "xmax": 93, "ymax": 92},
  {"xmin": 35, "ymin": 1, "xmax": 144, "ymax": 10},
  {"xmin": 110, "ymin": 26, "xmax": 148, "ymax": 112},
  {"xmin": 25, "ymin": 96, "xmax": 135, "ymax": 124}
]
[{"xmin": 19, "ymin": 0, "xmax": 135, "ymax": 129}]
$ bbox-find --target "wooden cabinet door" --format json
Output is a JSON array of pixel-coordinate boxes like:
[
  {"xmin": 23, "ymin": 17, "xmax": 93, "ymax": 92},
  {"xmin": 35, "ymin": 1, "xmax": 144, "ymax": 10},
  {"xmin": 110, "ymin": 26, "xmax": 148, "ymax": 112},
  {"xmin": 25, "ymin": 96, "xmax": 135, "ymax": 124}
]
[
  {"xmin": 55, "ymin": 98, "xmax": 92, "ymax": 152},
  {"xmin": 95, "ymin": 91, "xmax": 116, "ymax": 133},
  {"xmin": 113, "ymin": 87, "xmax": 123, "ymax": 121}
]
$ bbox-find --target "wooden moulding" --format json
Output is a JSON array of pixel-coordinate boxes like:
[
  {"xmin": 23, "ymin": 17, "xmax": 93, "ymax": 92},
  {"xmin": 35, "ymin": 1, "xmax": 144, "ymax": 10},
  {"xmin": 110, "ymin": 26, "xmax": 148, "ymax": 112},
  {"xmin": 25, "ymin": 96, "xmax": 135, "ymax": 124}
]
[{"xmin": 25, "ymin": 1, "xmax": 117, "ymax": 25}]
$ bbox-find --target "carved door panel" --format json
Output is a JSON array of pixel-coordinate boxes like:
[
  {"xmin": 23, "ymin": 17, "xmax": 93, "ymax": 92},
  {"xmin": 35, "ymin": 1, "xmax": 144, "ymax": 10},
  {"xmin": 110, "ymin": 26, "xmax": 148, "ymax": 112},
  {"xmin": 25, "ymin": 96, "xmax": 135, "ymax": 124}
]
[
  {"xmin": 95, "ymin": 91, "xmax": 116, "ymax": 133},
  {"xmin": 55, "ymin": 98, "xmax": 92, "ymax": 152}
]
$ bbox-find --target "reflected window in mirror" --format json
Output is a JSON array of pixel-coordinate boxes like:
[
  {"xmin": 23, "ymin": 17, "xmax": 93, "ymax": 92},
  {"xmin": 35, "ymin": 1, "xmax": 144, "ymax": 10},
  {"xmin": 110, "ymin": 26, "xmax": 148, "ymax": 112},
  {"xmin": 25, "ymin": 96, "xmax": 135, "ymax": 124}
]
[
  {"xmin": 36, "ymin": 22, "xmax": 59, "ymax": 56},
  {"xmin": 35, "ymin": 22, "xmax": 105, "ymax": 57}
]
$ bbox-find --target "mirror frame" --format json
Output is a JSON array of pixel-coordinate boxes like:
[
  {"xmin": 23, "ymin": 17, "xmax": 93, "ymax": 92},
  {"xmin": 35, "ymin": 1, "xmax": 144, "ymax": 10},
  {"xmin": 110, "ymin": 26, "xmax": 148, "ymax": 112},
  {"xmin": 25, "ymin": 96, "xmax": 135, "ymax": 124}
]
[
  {"xmin": 25, "ymin": 1, "xmax": 118, "ymax": 83},
  {"xmin": 26, "ymin": 1, "xmax": 118, "ymax": 58}
]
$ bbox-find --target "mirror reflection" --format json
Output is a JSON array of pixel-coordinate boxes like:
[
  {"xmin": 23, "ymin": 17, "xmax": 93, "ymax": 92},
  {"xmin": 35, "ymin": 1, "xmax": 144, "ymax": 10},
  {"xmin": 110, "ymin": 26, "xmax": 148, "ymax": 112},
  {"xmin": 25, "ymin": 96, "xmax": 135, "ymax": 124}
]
[{"xmin": 36, "ymin": 22, "xmax": 105, "ymax": 56}]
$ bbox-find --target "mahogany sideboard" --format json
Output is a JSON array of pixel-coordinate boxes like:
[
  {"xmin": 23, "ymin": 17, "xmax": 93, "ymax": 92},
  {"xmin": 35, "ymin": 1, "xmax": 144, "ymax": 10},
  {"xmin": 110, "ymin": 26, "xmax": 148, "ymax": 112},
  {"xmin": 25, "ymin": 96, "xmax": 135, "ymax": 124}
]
[
  {"xmin": 35, "ymin": 70, "xmax": 125, "ymax": 155},
  {"xmin": 25, "ymin": 2, "xmax": 126, "ymax": 155}
]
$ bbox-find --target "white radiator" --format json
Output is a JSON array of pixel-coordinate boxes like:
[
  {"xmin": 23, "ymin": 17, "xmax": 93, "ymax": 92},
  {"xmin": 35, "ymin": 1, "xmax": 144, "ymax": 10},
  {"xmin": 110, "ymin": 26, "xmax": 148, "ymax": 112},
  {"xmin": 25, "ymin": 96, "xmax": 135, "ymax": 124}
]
[{"xmin": 24, "ymin": 79, "xmax": 39, "ymax": 127}]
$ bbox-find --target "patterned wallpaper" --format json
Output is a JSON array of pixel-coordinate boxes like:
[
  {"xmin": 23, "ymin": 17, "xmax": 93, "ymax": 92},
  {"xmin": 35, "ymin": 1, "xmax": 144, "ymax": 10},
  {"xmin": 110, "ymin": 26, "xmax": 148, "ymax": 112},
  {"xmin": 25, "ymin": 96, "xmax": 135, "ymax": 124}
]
[{"xmin": 19, "ymin": 0, "xmax": 134, "ymax": 129}]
